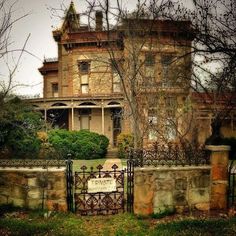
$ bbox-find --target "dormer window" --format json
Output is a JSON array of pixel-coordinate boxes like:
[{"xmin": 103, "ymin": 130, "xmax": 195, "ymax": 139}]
[
  {"xmin": 52, "ymin": 83, "xmax": 58, "ymax": 97},
  {"xmin": 79, "ymin": 61, "xmax": 90, "ymax": 74},
  {"xmin": 145, "ymin": 53, "xmax": 155, "ymax": 66}
]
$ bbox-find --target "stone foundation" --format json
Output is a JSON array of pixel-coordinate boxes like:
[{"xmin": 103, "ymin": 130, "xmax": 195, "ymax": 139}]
[
  {"xmin": 0, "ymin": 167, "xmax": 67, "ymax": 211},
  {"xmin": 134, "ymin": 166, "xmax": 211, "ymax": 215}
]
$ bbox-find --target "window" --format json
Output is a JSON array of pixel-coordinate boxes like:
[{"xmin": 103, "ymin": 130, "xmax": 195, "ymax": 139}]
[
  {"xmin": 161, "ymin": 54, "xmax": 174, "ymax": 87},
  {"xmin": 52, "ymin": 83, "xmax": 58, "ymax": 97},
  {"xmin": 79, "ymin": 109, "xmax": 91, "ymax": 130},
  {"xmin": 80, "ymin": 116, "xmax": 90, "ymax": 130},
  {"xmin": 79, "ymin": 61, "xmax": 90, "ymax": 74},
  {"xmin": 165, "ymin": 97, "xmax": 176, "ymax": 117},
  {"xmin": 78, "ymin": 61, "xmax": 90, "ymax": 94},
  {"xmin": 81, "ymin": 74, "xmax": 89, "ymax": 94},
  {"xmin": 148, "ymin": 109, "xmax": 158, "ymax": 141},
  {"xmin": 164, "ymin": 97, "xmax": 177, "ymax": 140},
  {"xmin": 145, "ymin": 53, "xmax": 155, "ymax": 66},
  {"xmin": 165, "ymin": 118, "xmax": 177, "ymax": 141},
  {"xmin": 111, "ymin": 59, "xmax": 121, "ymax": 93},
  {"xmin": 113, "ymin": 73, "xmax": 121, "ymax": 93}
]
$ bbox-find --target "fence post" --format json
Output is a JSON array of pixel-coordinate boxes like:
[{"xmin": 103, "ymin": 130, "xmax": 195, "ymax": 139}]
[
  {"xmin": 206, "ymin": 145, "xmax": 230, "ymax": 210},
  {"xmin": 126, "ymin": 159, "xmax": 134, "ymax": 213},
  {"xmin": 66, "ymin": 154, "xmax": 74, "ymax": 212}
]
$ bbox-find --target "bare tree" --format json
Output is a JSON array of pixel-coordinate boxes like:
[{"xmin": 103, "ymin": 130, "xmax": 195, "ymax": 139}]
[
  {"xmin": 0, "ymin": 0, "xmax": 29, "ymax": 101},
  {"xmin": 164, "ymin": 0, "xmax": 236, "ymax": 144},
  {"xmin": 80, "ymin": 0, "xmax": 194, "ymax": 148}
]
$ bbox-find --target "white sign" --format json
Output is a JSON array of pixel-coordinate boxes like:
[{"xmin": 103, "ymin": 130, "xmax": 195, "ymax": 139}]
[{"xmin": 88, "ymin": 178, "xmax": 116, "ymax": 193}]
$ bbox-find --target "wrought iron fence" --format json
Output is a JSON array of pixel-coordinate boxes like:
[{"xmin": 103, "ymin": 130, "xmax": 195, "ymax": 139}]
[
  {"xmin": 128, "ymin": 145, "xmax": 210, "ymax": 167},
  {"xmin": 228, "ymin": 160, "xmax": 236, "ymax": 208},
  {"xmin": 74, "ymin": 164, "xmax": 125, "ymax": 215},
  {"xmin": 0, "ymin": 159, "xmax": 66, "ymax": 168}
]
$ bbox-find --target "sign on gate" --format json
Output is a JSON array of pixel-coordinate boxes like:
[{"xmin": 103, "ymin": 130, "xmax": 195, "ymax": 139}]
[
  {"xmin": 73, "ymin": 164, "xmax": 125, "ymax": 215},
  {"xmin": 66, "ymin": 161, "xmax": 134, "ymax": 215},
  {"xmin": 88, "ymin": 178, "xmax": 116, "ymax": 193}
]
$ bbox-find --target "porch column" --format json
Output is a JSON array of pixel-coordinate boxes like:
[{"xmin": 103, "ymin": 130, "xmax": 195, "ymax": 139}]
[
  {"xmin": 44, "ymin": 109, "xmax": 47, "ymax": 122},
  {"xmin": 71, "ymin": 102, "xmax": 74, "ymax": 131},
  {"xmin": 101, "ymin": 101, "xmax": 105, "ymax": 134}
]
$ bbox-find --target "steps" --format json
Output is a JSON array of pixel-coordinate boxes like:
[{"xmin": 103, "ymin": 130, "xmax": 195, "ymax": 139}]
[{"xmin": 105, "ymin": 148, "xmax": 119, "ymax": 159}]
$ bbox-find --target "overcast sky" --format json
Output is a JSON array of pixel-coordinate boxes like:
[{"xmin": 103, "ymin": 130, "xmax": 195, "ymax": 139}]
[
  {"xmin": 2, "ymin": 0, "xmax": 95, "ymax": 97},
  {"xmin": 1, "ymin": 0, "xmax": 136, "ymax": 97},
  {"xmin": 3, "ymin": 0, "xmax": 191, "ymax": 97}
]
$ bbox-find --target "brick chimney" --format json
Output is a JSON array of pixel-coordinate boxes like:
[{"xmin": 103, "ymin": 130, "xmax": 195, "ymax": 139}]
[{"xmin": 95, "ymin": 11, "xmax": 103, "ymax": 31}]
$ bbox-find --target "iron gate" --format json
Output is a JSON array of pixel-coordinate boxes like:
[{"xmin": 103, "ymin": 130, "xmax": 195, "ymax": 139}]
[
  {"xmin": 228, "ymin": 160, "xmax": 236, "ymax": 208},
  {"xmin": 66, "ymin": 159, "xmax": 134, "ymax": 215}
]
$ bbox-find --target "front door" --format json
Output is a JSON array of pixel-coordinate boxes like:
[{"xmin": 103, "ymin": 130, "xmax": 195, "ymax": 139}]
[{"xmin": 112, "ymin": 108, "xmax": 122, "ymax": 146}]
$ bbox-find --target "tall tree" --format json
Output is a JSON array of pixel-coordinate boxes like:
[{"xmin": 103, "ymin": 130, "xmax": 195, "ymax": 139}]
[
  {"xmin": 84, "ymin": 0, "xmax": 193, "ymax": 148},
  {"xmin": 168, "ymin": 0, "xmax": 236, "ymax": 143}
]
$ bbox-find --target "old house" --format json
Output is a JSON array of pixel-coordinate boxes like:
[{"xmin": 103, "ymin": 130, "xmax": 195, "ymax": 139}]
[{"xmin": 29, "ymin": 2, "xmax": 236, "ymax": 147}]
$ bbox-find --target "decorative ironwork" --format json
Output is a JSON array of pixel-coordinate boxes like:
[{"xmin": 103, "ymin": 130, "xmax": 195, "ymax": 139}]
[
  {"xmin": 74, "ymin": 164, "xmax": 125, "ymax": 215},
  {"xmin": 128, "ymin": 145, "xmax": 210, "ymax": 167},
  {"xmin": 126, "ymin": 160, "xmax": 134, "ymax": 213},
  {"xmin": 0, "ymin": 159, "xmax": 66, "ymax": 168},
  {"xmin": 66, "ymin": 156, "xmax": 74, "ymax": 212},
  {"xmin": 228, "ymin": 160, "xmax": 236, "ymax": 208}
]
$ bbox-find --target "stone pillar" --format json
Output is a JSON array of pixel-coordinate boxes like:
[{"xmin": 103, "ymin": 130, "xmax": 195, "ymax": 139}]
[{"xmin": 206, "ymin": 145, "xmax": 230, "ymax": 210}]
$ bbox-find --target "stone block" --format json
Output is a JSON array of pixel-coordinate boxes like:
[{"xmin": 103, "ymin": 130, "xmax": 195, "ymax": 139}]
[
  {"xmin": 210, "ymin": 152, "xmax": 228, "ymax": 166},
  {"xmin": 57, "ymin": 202, "xmax": 67, "ymax": 212},
  {"xmin": 156, "ymin": 179, "xmax": 174, "ymax": 191},
  {"xmin": 134, "ymin": 184, "xmax": 154, "ymax": 205},
  {"xmin": 156, "ymin": 171, "xmax": 172, "ymax": 179},
  {"xmin": 190, "ymin": 175, "xmax": 210, "ymax": 188},
  {"xmin": 134, "ymin": 182, "xmax": 154, "ymax": 215},
  {"xmin": 134, "ymin": 202, "xmax": 153, "ymax": 215},
  {"xmin": 47, "ymin": 190, "xmax": 66, "ymax": 200},
  {"xmin": 28, "ymin": 177, "xmax": 37, "ymax": 187},
  {"xmin": 0, "ymin": 194, "xmax": 9, "ymax": 204},
  {"xmin": 210, "ymin": 194, "xmax": 227, "ymax": 209},
  {"xmin": 188, "ymin": 188, "xmax": 210, "ymax": 204},
  {"xmin": 28, "ymin": 189, "xmax": 42, "ymax": 199},
  {"xmin": 175, "ymin": 178, "xmax": 187, "ymax": 190},
  {"xmin": 46, "ymin": 200, "xmax": 67, "ymax": 212},
  {"xmin": 27, "ymin": 199, "xmax": 42, "ymax": 209},
  {"xmin": 135, "ymin": 173, "xmax": 145, "ymax": 185},
  {"xmin": 173, "ymin": 191, "xmax": 187, "ymax": 205},
  {"xmin": 11, "ymin": 186, "xmax": 26, "ymax": 199},
  {"xmin": 12, "ymin": 198, "xmax": 25, "ymax": 207},
  {"xmin": 52, "ymin": 179, "xmax": 66, "ymax": 190},
  {"xmin": 211, "ymin": 166, "xmax": 228, "ymax": 181},
  {"xmin": 153, "ymin": 191, "xmax": 173, "ymax": 213},
  {"xmin": 195, "ymin": 202, "xmax": 210, "ymax": 211},
  {"xmin": 211, "ymin": 182, "xmax": 227, "ymax": 195}
]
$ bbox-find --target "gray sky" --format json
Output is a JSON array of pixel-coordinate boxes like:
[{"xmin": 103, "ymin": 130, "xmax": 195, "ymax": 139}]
[
  {"xmin": 3, "ymin": 0, "xmax": 91, "ymax": 97},
  {"xmin": 3, "ymin": 0, "xmax": 136, "ymax": 97},
  {"xmin": 4, "ymin": 0, "xmax": 191, "ymax": 97}
]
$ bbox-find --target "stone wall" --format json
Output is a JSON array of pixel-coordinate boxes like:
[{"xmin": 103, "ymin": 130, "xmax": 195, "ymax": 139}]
[
  {"xmin": 134, "ymin": 166, "xmax": 211, "ymax": 215},
  {"xmin": 0, "ymin": 167, "xmax": 67, "ymax": 211}
]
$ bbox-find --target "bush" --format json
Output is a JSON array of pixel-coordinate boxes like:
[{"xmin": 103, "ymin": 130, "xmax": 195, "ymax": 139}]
[
  {"xmin": 47, "ymin": 129, "xmax": 109, "ymax": 159},
  {"xmin": 7, "ymin": 129, "xmax": 41, "ymax": 159},
  {"xmin": 117, "ymin": 133, "xmax": 133, "ymax": 158},
  {"xmin": 0, "ymin": 97, "xmax": 44, "ymax": 159}
]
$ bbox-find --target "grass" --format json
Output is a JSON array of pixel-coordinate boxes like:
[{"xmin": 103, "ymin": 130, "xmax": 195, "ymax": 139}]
[
  {"xmin": 72, "ymin": 158, "xmax": 127, "ymax": 171},
  {"xmin": 1, "ymin": 207, "xmax": 236, "ymax": 236},
  {"xmin": 72, "ymin": 159, "xmax": 106, "ymax": 171}
]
